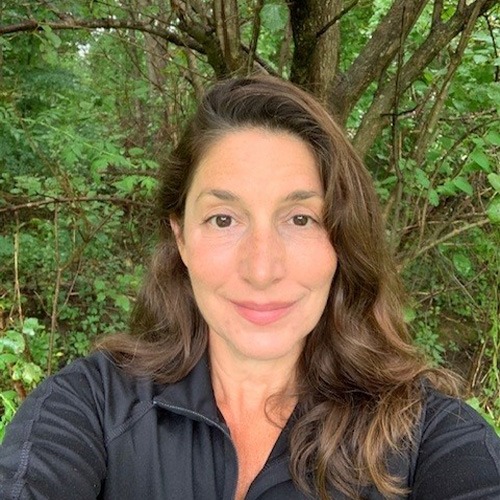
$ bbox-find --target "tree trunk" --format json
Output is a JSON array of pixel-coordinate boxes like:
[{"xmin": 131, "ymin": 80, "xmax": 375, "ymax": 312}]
[{"xmin": 289, "ymin": 0, "xmax": 341, "ymax": 102}]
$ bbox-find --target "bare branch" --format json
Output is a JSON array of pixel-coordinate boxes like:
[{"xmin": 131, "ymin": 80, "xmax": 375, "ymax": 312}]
[
  {"xmin": 329, "ymin": 0, "xmax": 430, "ymax": 122},
  {"xmin": 0, "ymin": 196, "xmax": 154, "ymax": 213},
  {"xmin": 431, "ymin": 0, "xmax": 444, "ymax": 30},
  {"xmin": 412, "ymin": 219, "xmax": 490, "ymax": 260},
  {"xmin": 247, "ymin": 0, "xmax": 265, "ymax": 72},
  {"xmin": 484, "ymin": 13, "xmax": 500, "ymax": 81},
  {"xmin": 352, "ymin": 0, "xmax": 497, "ymax": 157},
  {"xmin": 316, "ymin": 0, "xmax": 358, "ymax": 39},
  {"xmin": 213, "ymin": 0, "xmax": 243, "ymax": 72},
  {"xmin": 289, "ymin": 0, "xmax": 342, "ymax": 100},
  {"xmin": 0, "ymin": 18, "xmax": 205, "ymax": 53}
]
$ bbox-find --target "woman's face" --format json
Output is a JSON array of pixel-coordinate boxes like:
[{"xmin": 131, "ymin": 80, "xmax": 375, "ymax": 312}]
[{"xmin": 172, "ymin": 128, "xmax": 337, "ymax": 364}]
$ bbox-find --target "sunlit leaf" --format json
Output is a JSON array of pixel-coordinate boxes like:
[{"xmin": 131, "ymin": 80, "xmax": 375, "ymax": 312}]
[
  {"xmin": 452, "ymin": 177, "xmax": 473, "ymax": 196},
  {"xmin": 487, "ymin": 173, "xmax": 500, "ymax": 193},
  {"xmin": 0, "ymin": 331, "xmax": 25, "ymax": 354},
  {"xmin": 453, "ymin": 253, "xmax": 473, "ymax": 276},
  {"xmin": 469, "ymin": 148, "xmax": 491, "ymax": 172},
  {"xmin": 486, "ymin": 198, "xmax": 500, "ymax": 223}
]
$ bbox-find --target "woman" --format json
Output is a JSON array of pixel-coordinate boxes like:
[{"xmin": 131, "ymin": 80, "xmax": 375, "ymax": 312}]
[{"xmin": 1, "ymin": 76, "xmax": 499, "ymax": 500}]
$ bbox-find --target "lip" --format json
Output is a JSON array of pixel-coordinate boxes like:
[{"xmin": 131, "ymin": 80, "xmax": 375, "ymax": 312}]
[{"xmin": 231, "ymin": 300, "xmax": 297, "ymax": 326}]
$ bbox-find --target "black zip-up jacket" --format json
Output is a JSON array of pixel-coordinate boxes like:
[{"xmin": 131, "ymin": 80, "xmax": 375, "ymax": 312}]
[{"xmin": 0, "ymin": 351, "xmax": 499, "ymax": 499}]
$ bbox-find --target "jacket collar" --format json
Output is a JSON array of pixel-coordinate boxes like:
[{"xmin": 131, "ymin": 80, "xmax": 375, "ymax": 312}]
[{"xmin": 153, "ymin": 352, "xmax": 221, "ymax": 424}]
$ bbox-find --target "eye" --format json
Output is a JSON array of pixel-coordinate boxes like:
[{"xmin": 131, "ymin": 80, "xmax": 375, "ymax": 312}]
[
  {"xmin": 291, "ymin": 215, "xmax": 313, "ymax": 226},
  {"xmin": 208, "ymin": 214, "xmax": 233, "ymax": 228}
]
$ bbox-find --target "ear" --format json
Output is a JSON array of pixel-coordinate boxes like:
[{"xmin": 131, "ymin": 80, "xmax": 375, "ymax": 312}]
[{"xmin": 170, "ymin": 216, "xmax": 187, "ymax": 266}]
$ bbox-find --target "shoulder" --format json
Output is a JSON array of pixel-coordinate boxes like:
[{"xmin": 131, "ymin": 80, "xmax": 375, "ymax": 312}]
[
  {"xmin": 410, "ymin": 387, "xmax": 500, "ymax": 499},
  {"xmin": 53, "ymin": 351, "xmax": 161, "ymax": 431},
  {"xmin": 420, "ymin": 387, "xmax": 499, "ymax": 450},
  {"xmin": 0, "ymin": 351, "xmax": 163, "ymax": 499},
  {"xmin": 423, "ymin": 388, "xmax": 493, "ymax": 434},
  {"xmin": 4, "ymin": 351, "xmax": 160, "ymax": 448}
]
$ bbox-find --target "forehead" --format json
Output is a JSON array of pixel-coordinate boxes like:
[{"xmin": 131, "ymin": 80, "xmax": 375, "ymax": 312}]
[{"xmin": 188, "ymin": 128, "xmax": 322, "ymax": 197}]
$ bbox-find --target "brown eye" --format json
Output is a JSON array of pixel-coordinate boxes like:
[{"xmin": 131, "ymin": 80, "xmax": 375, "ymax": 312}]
[
  {"xmin": 212, "ymin": 215, "xmax": 233, "ymax": 228},
  {"xmin": 292, "ymin": 215, "xmax": 310, "ymax": 226}
]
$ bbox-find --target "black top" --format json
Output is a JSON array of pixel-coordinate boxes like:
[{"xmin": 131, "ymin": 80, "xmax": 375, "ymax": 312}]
[{"xmin": 0, "ymin": 351, "xmax": 499, "ymax": 499}]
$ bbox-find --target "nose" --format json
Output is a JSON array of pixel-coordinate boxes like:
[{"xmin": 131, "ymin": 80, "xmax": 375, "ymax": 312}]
[{"xmin": 239, "ymin": 223, "xmax": 286, "ymax": 289}]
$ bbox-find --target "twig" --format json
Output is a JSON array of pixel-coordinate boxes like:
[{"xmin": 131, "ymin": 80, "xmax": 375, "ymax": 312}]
[
  {"xmin": 13, "ymin": 213, "xmax": 33, "ymax": 365},
  {"xmin": 388, "ymin": 6, "xmax": 406, "ymax": 248},
  {"xmin": 484, "ymin": 13, "xmax": 499, "ymax": 82},
  {"xmin": 412, "ymin": 219, "xmax": 490, "ymax": 260},
  {"xmin": 13, "ymin": 213, "xmax": 24, "ymax": 325},
  {"xmin": 0, "ymin": 195, "xmax": 154, "ymax": 213},
  {"xmin": 431, "ymin": 0, "xmax": 443, "ymax": 30},
  {"xmin": 247, "ymin": 0, "xmax": 265, "ymax": 73},
  {"xmin": 316, "ymin": 0, "xmax": 359, "ymax": 39},
  {"xmin": 47, "ymin": 205, "xmax": 61, "ymax": 376},
  {"xmin": 0, "ymin": 18, "xmax": 204, "ymax": 53},
  {"xmin": 414, "ymin": 3, "xmax": 483, "ymax": 246}
]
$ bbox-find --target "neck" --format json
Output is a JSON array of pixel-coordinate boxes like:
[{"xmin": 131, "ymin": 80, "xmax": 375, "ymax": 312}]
[{"xmin": 209, "ymin": 342, "xmax": 299, "ymax": 420}]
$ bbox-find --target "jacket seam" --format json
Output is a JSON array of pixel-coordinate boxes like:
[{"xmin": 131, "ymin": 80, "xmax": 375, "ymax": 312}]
[
  {"xmin": 104, "ymin": 401, "xmax": 155, "ymax": 445},
  {"xmin": 10, "ymin": 382, "xmax": 55, "ymax": 499}
]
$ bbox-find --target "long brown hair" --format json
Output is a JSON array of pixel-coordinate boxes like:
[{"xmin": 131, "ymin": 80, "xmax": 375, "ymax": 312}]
[{"xmin": 98, "ymin": 75, "xmax": 458, "ymax": 499}]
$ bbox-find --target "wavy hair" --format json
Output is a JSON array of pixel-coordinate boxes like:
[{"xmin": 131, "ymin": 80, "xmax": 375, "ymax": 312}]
[{"xmin": 98, "ymin": 75, "xmax": 458, "ymax": 499}]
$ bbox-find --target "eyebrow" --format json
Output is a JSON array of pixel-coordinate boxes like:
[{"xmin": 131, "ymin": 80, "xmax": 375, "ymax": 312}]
[
  {"xmin": 196, "ymin": 189, "xmax": 323, "ymax": 203},
  {"xmin": 284, "ymin": 190, "xmax": 323, "ymax": 202},
  {"xmin": 196, "ymin": 189, "xmax": 239, "ymax": 202}
]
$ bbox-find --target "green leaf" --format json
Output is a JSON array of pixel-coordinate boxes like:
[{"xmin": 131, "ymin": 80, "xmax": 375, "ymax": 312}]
[
  {"xmin": 94, "ymin": 278, "xmax": 106, "ymax": 291},
  {"xmin": 414, "ymin": 168, "xmax": 430, "ymax": 189},
  {"xmin": 469, "ymin": 148, "xmax": 491, "ymax": 172},
  {"xmin": 428, "ymin": 189, "xmax": 439, "ymax": 207},
  {"xmin": 22, "ymin": 317, "xmax": 41, "ymax": 337},
  {"xmin": 484, "ymin": 130, "xmax": 500, "ymax": 146},
  {"xmin": 486, "ymin": 198, "xmax": 500, "ymax": 224},
  {"xmin": 42, "ymin": 26, "xmax": 62, "ymax": 48},
  {"xmin": 437, "ymin": 180, "xmax": 457, "ymax": 196},
  {"xmin": 487, "ymin": 173, "xmax": 500, "ymax": 193},
  {"xmin": 0, "ymin": 236, "xmax": 13, "ymax": 258},
  {"xmin": 0, "ymin": 353, "xmax": 19, "ymax": 365},
  {"xmin": 261, "ymin": 4, "xmax": 287, "ymax": 32},
  {"xmin": 0, "ymin": 331, "xmax": 25, "ymax": 354},
  {"xmin": 140, "ymin": 176, "xmax": 157, "ymax": 194},
  {"xmin": 453, "ymin": 253, "xmax": 473, "ymax": 276},
  {"xmin": 16, "ymin": 362, "xmax": 43, "ymax": 385},
  {"xmin": 403, "ymin": 308, "xmax": 416, "ymax": 323},
  {"xmin": 114, "ymin": 295, "xmax": 130, "ymax": 312},
  {"xmin": 91, "ymin": 158, "xmax": 110, "ymax": 172},
  {"xmin": 452, "ymin": 177, "xmax": 473, "ymax": 196},
  {"xmin": 0, "ymin": 390, "xmax": 18, "ymax": 415},
  {"xmin": 114, "ymin": 176, "xmax": 139, "ymax": 194},
  {"xmin": 128, "ymin": 147, "xmax": 144, "ymax": 157}
]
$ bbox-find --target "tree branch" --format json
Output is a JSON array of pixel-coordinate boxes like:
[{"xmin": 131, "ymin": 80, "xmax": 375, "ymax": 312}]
[
  {"xmin": 330, "ymin": 0, "xmax": 430, "ymax": 123},
  {"xmin": 0, "ymin": 195, "xmax": 154, "ymax": 213},
  {"xmin": 484, "ymin": 13, "xmax": 500, "ymax": 81},
  {"xmin": 431, "ymin": 0, "xmax": 444, "ymax": 29},
  {"xmin": 316, "ymin": 0, "xmax": 358, "ymax": 39},
  {"xmin": 0, "ymin": 17, "xmax": 205, "ymax": 53},
  {"xmin": 289, "ymin": 0, "xmax": 342, "ymax": 100},
  {"xmin": 352, "ymin": 0, "xmax": 497, "ymax": 158},
  {"xmin": 412, "ymin": 219, "xmax": 490, "ymax": 260},
  {"xmin": 247, "ymin": 0, "xmax": 265, "ymax": 72}
]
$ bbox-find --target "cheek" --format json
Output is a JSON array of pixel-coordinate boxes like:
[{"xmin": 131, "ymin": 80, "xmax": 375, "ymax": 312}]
[
  {"xmin": 183, "ymin": 236, "xmax": 235, "ymax": 287},
  {"xmin": 293, "ymin": 239, "xmax": 338, "ymax": 285}
]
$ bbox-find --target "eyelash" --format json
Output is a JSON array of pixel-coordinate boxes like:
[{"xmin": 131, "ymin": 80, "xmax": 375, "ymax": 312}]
[
  {"xmin": 206, "ymin": 214, "xmax": 235, "ymax": 228},
  {"xmin": 205, "ymin": 213, "xmax": 318, "ymax": 229},
  {"xmin": 289, "ymin": 214, "xmax": 317, "ymax": 227}
]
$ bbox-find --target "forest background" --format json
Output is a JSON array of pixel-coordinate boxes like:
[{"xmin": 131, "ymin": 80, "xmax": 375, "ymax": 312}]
[{"xmin": 0, "ymin": 0, "xmax": 499, "ymax": 437}]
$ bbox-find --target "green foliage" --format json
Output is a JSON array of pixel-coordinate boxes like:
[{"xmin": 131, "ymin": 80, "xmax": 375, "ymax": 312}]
[
  {"xmin": 0, "ymin": 0, "xmax": 498, "ymax": 437},
  {"xmin": 0, "ymin": 20, "xmax": 155, "ymax": 436}
]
